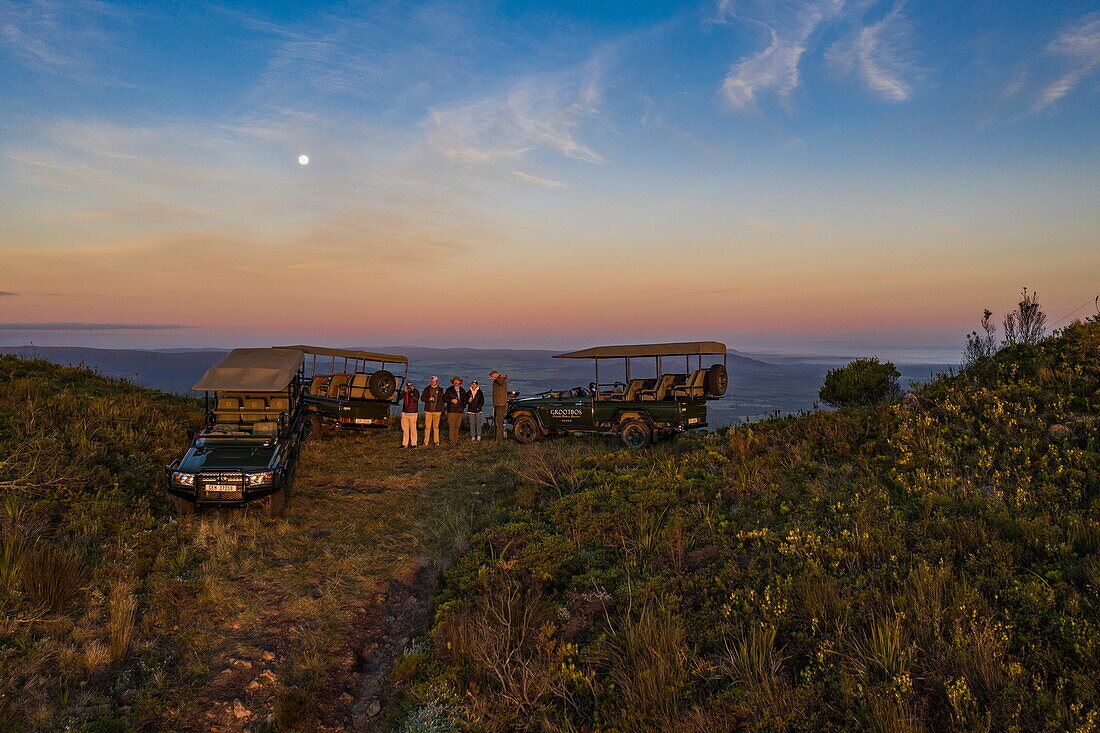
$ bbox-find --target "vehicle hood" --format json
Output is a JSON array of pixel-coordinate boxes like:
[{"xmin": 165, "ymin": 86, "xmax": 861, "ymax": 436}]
[
  {"xmin": 178, "ymin": 445, "xmax": 278, "ymax": 471},
  {"xmin": 511, "ymin": 394, "xmax": 550, "ymax": 404}
]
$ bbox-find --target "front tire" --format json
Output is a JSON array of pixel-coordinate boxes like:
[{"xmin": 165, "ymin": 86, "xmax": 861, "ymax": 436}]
[
  {"xmin": 512, "ymin": 415, "xmax": 541, "ymax": 444},
  {"xmin": 620, "ymin": 420, "xmax": 652, "ymax": 449},
  {"xmin": 169, "ymin": 493, "xmax": 196, "ymax": 515}
]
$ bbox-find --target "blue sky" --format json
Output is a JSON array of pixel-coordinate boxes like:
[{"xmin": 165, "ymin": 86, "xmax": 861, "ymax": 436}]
[{"xmin": 0, "ymin": 0, "xmax": 1097, "ymax": 358}]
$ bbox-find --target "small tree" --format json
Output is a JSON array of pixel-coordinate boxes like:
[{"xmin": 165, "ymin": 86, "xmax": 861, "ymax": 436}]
[
  {"xmin": 819, "ymin": 357, "xmax": 902, "ymax": 409},
  {"xmin": 963, "ymin": 309, "xmax": 998, "ymax": 366},
  {"xmin": 1002, "ymin": 287, "xmax": 1047, "ymax": 345}
]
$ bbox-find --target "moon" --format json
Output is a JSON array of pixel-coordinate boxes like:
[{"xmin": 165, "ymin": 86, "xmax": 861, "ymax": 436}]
[{"xmin": 298, "ymin": 154, "xmax": 310, "ymax": 166}]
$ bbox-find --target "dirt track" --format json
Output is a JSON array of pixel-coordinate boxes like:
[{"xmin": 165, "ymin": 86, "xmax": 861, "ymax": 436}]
[{"xmin": 171, "ymin": 429, "xmax": 511, "ymax": 732}]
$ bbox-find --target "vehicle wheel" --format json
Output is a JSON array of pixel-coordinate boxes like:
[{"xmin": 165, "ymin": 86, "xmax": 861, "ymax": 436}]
[
  {"xmin": 264, "ymin": 488, "xmax": 286, "ymax": 518},
  {"xmin": 169, "ymin": 494, "xmax": 196, "ymax": 515},
  {"xmin": 706, "ymin": 364, "xmax": 729, "ymax": 397},
  {"xmin": 512, "ymin": 414, "xmax": 541, "ymax": 444},
  {"xmin": 368, "ymin": 370, "xmax": 397, "ymax": 400},
  {"xmin": 619, "ymin": 419, "xmax": 652, "ymax": 449}
]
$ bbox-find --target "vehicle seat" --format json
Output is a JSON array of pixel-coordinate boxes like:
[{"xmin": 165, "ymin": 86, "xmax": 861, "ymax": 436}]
[
  {"xmin": 327, "ymin": 374, "xmax": 351, "ymax": 398},
  {"xmin": 347, "ymin": 373, "xmax": 370, "ymax": 399},
  {"xmin": 308, "ymin": 376, "xmax": 328, "ymax": 396},
  {"xmin": 600, "ymin": 385, "xmax": 624, "ymax": 400},
  {"xmin": 672, "ymin": 369, "xmax": 706, "ymax": 398},
  {"xmin": 251, "ymin": 421, "xmax": 278, "ymax": 437},
  {"xmin": 216, "ymin": 396, "xmax": 240, "ymax": 411},
  {"xmin": 269, "ymin": 397, "xmax": 289, "ymax": 412},
  {"xmin": 213, "ymin": 411, "xmax": 240, "ymax": 426},
  {"xmin": 621, "ymin": 379, "xmax": 648, "ymax": 401},
  {"xmin": 640, "ymin": 374, "xmax": 679, "ymax": 401},
  {"xmin": 243, "ymin": 397, "xmax": 267, "ymax": 410}
]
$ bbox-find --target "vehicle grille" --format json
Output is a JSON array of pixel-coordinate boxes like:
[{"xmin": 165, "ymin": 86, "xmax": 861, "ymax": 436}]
[{"xmin": 198, "ymin": 471, "xmax": 245, "ymax": 501}]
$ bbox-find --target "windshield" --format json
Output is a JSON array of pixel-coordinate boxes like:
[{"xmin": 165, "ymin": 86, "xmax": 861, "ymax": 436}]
[{"xmin": 179, "ymin": 445, "xmax": 278, "ymax": 472}]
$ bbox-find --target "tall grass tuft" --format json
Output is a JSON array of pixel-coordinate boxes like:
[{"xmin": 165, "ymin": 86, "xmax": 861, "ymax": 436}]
[
  {"xmin": 511, "ymin": 443, "xmax": 589, "ymax": 497},
  {"xmin": 108, "ymin": 580, "xmax": 138, "ymax": 661},
  {"xmin": 20, "ymin": 543, "xmax": 85, "ymax": 613},
  {"xmin": 606, "ymin": 604, "xmax": 690, "ymax": 730},
  {"xmin": 724, "ymin": 625, "xmax": 785, "ymax": 696},
  {"xmin": 846, "ymin": 615, "xmax": 913, "ymax": 686},
  {"xmin": 0, "ymin": 536, "xmax": 26, "ymax": 591}
]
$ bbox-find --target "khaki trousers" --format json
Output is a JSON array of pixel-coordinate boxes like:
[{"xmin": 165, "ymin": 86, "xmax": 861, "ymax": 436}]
[
  {"xmin": 447, "ymin": 412, "xmax": 464, "ymax": 442},
  {"xmin": 400, "ymin": 412, "xmax": 418, "ymax": 446},
  {"xmin": 493, "ymin": 408, "xmax": 506, "ymax": 441},
  {"xmin": 423, "ymin": 411, "xmax": 441, "ymax": 445}
]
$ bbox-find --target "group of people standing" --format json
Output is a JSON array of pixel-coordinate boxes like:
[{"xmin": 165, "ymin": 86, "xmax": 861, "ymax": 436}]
[{"xmin": 398, "ymin": 370, "xmax": 508, "ymax": 447}]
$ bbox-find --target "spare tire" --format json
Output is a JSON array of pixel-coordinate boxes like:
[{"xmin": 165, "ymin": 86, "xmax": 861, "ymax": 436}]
[
  {"xmin": 367, "ymin": 370, "xmax": 397, "ymax": 400},
  {"xmin": 705, "ymin": 363, "xmax": 728, "ymax": 397}
]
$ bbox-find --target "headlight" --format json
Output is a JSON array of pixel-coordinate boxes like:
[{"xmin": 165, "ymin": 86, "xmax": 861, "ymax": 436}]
[
  {"xmin": 172, "ymin": 472, "xmax": 195, "ymax": 487},
  {"xmin": 246, "ymin": 471, "xmax": 275, "ymax": 486}
]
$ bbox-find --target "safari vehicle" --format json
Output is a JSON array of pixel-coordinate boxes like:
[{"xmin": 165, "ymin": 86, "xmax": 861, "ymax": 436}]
[
  {"xmin": 278, "ymin": 345, "xmax": 408, "ymax": 431},
  {"xmin": 165, "ymin": 348, "xmax": 309, "ymax": 517},
  {"xmin": 506, "ymin": 341, "xmax": 728, "ymax": 449}
]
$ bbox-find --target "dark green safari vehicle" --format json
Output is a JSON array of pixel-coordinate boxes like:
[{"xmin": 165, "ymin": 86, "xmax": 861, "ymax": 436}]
[
  {"xmin": 279, "ymin": 345, "xmax": 408, "ymax": 431},
  {"xmin": 165, "ymin": 347, "xmax": 310, "ymax": 517},
  {"xmin": 506, "ymin": 341, "xmax": 728, "ymax": 449}
]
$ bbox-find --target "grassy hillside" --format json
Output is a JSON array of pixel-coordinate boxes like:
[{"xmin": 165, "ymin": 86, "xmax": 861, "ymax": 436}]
[
  {"xmin": 393, "ymin": 322, "xmax": 1100, "ymax": 731},
  {"xmin": 0, "ymin": 355, "xmax": 530, "ymax": 731},
  {"xmin": 0, "ymin": 355, "xmax": 202, "ymax": 729}
]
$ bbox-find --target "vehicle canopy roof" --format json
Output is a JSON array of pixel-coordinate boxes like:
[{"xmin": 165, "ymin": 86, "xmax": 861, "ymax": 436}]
[
  {"xmin": 274, "ymin": 345, "xmax": 408, "ymax": 365},
  {"xmin": 554, "ymin": 341, "xmax": 727, "ymax": 359},
  {"xmin": 192, "ymin": 348, "xmax": 305, "ymax": 391}
]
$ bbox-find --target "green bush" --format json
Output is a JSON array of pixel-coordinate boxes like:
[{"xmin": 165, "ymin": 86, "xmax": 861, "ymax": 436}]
[{"xmin": 818, "ymin": 357, "xmax": 902, "ymax": 408}]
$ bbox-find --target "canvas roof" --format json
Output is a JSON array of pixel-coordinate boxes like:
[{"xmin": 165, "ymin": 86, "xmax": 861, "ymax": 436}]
[
  {"xmin": 193, "ymin": 348, "xmax": 305, "ymax": 391},
  {"xmin": 554, "ymin": 341, "xmax": 727, "ymax": 359},
  {"xmin": 275, "ymin": 345, "xmax": 408, "ymax": 365}
]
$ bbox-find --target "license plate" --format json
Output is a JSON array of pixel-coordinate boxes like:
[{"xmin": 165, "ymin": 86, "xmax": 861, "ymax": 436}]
[
  {"xmin": 354, "ymin": 418, "xmax": 371, "ymax": 424},
  {"xmin": 205, "ymin": 484, "xmax": 239, "ymax": 492},
  {"xmin": 688, "ymin": 417, "xmax": 700, "ymax": 424}
]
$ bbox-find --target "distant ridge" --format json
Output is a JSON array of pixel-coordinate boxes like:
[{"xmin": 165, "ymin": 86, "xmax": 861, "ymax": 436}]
[{"xmin": 0, "ymin": 345, "xmax": 949, "ymax": 426}]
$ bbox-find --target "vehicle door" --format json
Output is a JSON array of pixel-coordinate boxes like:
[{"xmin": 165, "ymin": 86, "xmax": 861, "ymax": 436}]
[{"xmin": 545, "ymin": 388, "xmax": 595, "ymax": 428}]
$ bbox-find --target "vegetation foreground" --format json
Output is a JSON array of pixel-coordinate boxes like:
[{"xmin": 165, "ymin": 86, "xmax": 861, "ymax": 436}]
[
  {"xmin": 395, "ymin": 322, "xmax": 1100, "ymax": 731},
  {"xmin": 0, "ymin": 355, "xmax": 518, "ymax": 731},
  {"xmin": 1, "ymin": 321, "xmax": 1098, "ymax": 731}
]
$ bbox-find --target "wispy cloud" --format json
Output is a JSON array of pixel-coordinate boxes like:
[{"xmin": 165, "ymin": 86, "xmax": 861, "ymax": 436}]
[
  {"xmin": 1033, "ymin": 13, "xmax": 1100, "ymax": 111},
  {"xmin": 0, "ymin": 291, "xmax": 18, "ymax": 297},
  {"xmin": 0, "ymin": 0, "xmax": 131, "ymax": 84},
  {"xmin": 428, "ymin": 70, "xmax": 608, "ymax": 173},
  {"xmin": 513, "ymin": 170, "xmax": 566, "ymax": 188},
  {"xmin": 720, "ymin": 0, "xmax": 845, "ymax": 110},
  {"xmin": 827, "ymin": 6, "xmax": 921, "ymax": 102}
]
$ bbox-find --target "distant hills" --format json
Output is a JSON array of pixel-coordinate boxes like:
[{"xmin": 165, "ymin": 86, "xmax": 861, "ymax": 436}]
[{"xmin": 0, "ymin": 345, "xmax": 954, "ymax": 425}]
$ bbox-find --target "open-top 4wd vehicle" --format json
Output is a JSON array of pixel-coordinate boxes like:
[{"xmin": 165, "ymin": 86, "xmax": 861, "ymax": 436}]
[
  {"xmin": 278, "ymin": 345, "xmax": 408, "ymax": 431},
  {"xmin": 165, "ymin": 347, "xmax": 310, "ymax": 517},
  {"xmin": 506, "ymin": 341, "xmax": 728, "ymax": 449}
]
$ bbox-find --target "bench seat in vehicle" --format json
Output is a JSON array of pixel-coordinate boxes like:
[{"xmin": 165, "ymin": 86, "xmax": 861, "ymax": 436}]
[
  {"xmin": 671, "ymin": 369, "xmax": 706, "ymax": 398},
  {"xmin": 639, "ymin": 374, "xmax": 682, "ymax": 401}
]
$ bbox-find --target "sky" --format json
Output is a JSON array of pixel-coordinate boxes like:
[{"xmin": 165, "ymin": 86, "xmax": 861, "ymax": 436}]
[{"xmin": 0, "ymin": 0, "xmax": 1097, "ymax": 360}]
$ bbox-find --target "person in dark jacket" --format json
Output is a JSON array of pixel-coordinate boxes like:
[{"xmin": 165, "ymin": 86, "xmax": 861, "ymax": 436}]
[
  {"xmin": 399, "ymin": 381, "xmax": 420, "ymax": 447},
  {"xmin": 421, "ymin": 376, "xmax": 444, "ymax": 447},
  {"xmin": 489, "ymin": 370, "xmax": 508, "ymax": 442},
  {"xmin": 444, "ymin": 376, "xmax": 468, "ymax": 443},
  {"xmin": 466, "ymin": 380, "xmax": 485, "ymax": 441}
]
